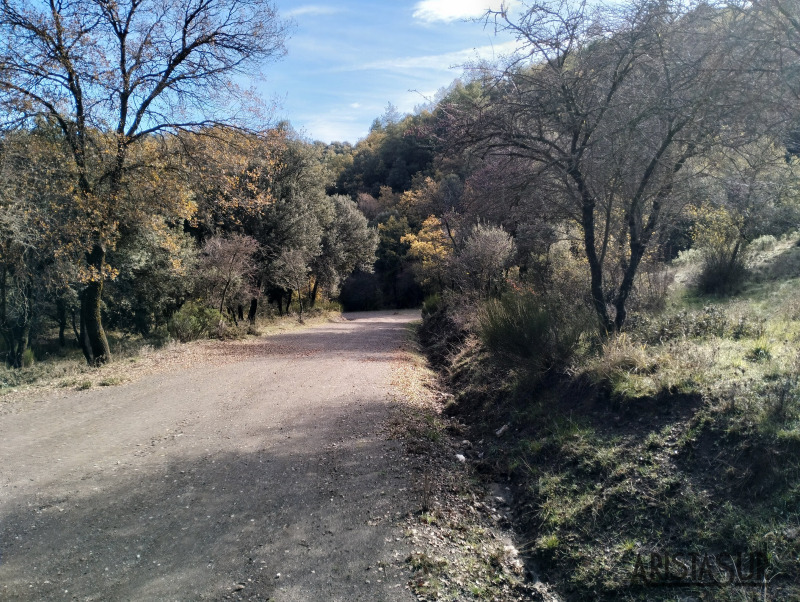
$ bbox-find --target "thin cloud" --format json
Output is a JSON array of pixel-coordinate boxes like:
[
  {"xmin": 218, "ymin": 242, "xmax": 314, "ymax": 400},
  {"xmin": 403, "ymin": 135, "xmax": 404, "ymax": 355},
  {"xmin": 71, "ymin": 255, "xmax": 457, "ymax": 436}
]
[
  {"xmin": 332, "ymin": 40, "xmax": 519, "ymax": 73},
  {"xmin": 285, "ymin": 5, "xmax": 342, "ymax": 18},
  {"xmin": 413, "ymin": 0, "xmax": 510, "ymax": 24}
]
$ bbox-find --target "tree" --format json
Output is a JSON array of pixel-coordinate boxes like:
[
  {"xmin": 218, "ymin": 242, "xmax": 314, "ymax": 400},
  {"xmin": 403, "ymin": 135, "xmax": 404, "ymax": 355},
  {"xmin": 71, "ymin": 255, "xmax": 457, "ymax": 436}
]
[
  {"xmin": 269, "ymin": 248, "xmax": 311, "ymax": 321},
  {"xmin": 0, "ymin": 126, "xmax": 74, "ymax": 367},
  {"xmin": 376, "ymin": 215, "xmax": 414, "ymax": 306},
  {"xmin": 448, "ymin": 0, "xmax": 769, "ymax": 331},
  {"xmin": 0, "ymin": 0, "xmax": 288, "ymax": 364},
  {"xmin": 310, "ymin": 195, "xmax": 378, "ymax": 305},
  {"xmin": 401, "ymin": 215, "xmax": 454, "ymax": 292},
  {"xmin": 452, "ymin": 223, "xmax": 516, "ymax": 297},
  {"xmin": 196, "ymin": 234, "xmax": 259, "ymax": 318}
]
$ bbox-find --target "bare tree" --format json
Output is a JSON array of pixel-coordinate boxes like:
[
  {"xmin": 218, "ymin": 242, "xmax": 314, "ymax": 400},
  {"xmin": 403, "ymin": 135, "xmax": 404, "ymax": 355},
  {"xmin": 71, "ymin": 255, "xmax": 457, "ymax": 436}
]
[
  {"xmin": 447, "ymin": 0, "xmax": 769, "ymax": 331},
  {"xmin": 197, "ymin": 233, "xmax": 259, "ymax": 318},
  {"xmin": 452, "ymin": 223, "xmax": 516, "ymax": 297},
  {"xmin": 0, "ymin": 0, "xmax": 288, "ymax": 364}
]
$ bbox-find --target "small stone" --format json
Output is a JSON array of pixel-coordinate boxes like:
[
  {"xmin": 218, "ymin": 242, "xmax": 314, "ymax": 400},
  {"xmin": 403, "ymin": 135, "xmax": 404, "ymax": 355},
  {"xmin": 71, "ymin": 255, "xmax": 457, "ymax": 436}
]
[
  {"xmin": 495, "ymin": 424, "xmax": 509, "ymax": 437},
  {"xmin": 455, "ymin": 454, "xmax": 466, "ymax": 463},
  {"xmin": 233, "ymin": 584, "xmax": 245, "ymax": 591}
]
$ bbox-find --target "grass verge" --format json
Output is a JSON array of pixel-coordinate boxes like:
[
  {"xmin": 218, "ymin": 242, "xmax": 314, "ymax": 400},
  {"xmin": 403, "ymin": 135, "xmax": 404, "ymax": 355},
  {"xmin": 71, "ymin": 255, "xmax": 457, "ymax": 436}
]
[{"xmin": 418, "ymin": 238, "xmax": 800, "ymax": 601}]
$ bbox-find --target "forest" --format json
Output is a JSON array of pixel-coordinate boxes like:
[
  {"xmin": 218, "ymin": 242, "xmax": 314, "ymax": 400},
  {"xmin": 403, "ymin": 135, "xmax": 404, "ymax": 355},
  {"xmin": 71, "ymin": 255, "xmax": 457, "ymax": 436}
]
[{"xmin": 2, "ymin": 0, "xmax": 800, "ymax": 597}]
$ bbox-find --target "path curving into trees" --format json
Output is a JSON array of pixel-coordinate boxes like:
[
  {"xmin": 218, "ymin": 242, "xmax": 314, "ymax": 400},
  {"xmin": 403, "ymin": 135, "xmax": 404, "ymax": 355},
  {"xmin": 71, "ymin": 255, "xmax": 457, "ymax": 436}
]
[{"xmin": 0, "ymin": 311, "xmax": 420, "ymax": 601}]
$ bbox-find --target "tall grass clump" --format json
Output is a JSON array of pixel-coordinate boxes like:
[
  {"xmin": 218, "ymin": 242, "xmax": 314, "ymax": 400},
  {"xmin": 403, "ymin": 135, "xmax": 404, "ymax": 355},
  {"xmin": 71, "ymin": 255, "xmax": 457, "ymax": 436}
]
[
  {"xmin": 691, "ymin": 206, "xmax": 748, "ymax": 296},
  {"xmin": 479, "ymin": 291, "xmax": 592, "ymax": 375}
]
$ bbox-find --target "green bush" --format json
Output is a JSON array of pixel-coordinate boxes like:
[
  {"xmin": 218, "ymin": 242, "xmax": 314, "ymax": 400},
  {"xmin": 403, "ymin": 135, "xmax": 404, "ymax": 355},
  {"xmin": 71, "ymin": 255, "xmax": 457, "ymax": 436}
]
[
  {"xmin": 479, "ymin": 291, "xmax": 591, "ymax": 374},
  {"xmin": 21, "ymin": 348, "xmax": 35, "ymax": 367},
  {"xmin": 630, "ymin": 305, "xmax": 769, "ymax": 345},
  {"xmin": 167, "ymin": 302, "xmax": 223, "ymax": 343},
  {"xmin": 422, "ymin": 294, "xmax": 441, "ymax": 317}
]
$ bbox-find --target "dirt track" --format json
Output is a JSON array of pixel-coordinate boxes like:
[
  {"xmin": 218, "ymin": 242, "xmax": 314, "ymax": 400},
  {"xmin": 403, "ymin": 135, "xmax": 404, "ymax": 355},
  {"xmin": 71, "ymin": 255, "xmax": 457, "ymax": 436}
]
[{"xmin": 0, "ymin": 311, "xmax": 421, "ymax": 601}]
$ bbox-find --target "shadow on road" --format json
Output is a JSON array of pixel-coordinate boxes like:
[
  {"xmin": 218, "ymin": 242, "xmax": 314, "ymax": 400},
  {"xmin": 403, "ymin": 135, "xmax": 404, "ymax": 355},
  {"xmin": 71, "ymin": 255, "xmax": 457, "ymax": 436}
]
[{"xmin": 1, "ymin": 401, "xmax": 415, "ymax": 601}]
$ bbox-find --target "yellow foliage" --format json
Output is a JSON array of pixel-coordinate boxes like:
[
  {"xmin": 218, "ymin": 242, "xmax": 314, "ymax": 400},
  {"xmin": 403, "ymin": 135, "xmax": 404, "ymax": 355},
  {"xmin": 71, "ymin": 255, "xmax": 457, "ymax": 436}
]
[
  {"xmin": 401, "ymin": 215, "xmax": 454, "ymax": 288},
  {"xmin": 689, "ymin": 205, "xmax": 742, "ymax": 249}
]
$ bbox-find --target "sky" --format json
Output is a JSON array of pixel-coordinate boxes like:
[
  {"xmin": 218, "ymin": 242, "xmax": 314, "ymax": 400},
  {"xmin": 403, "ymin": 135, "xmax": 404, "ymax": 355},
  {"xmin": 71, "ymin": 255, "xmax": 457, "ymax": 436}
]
[{"xmin": 258, "ymin": 0, "xmax": 519, "ymax": 144}]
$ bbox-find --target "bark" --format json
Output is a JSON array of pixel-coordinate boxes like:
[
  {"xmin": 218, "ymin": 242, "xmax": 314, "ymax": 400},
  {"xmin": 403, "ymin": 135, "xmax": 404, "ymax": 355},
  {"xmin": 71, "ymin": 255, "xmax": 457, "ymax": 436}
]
[
  {"xmin": 71, "ymin": 307, "xmax": 80, "ymax": 346},
  {"xmin": 8, "ymin": 320, "xmax": 30, "ymax": 369},
  {"xmin": 309, "ymin": 278, "xmax": 319, "ymax": 308},
  {"xmin": 572, "ymin": 169, "xmax": 613, "ymax": 333},
  {"xmin": 613, "ymin": 242, "xmax": 647, "ymax": 331},
  {"xmin": 247, "ymin": 298, "xmax": 258, "ymax": 324},
  {"xmin": 1, "ymin": 276, "xmax": 33, "ymax": 369},
  {"xmin": 296, "ymin": 289, "xmax": 304, "ymax": 322},
  {"xmin": 80, "ymin": 244, "xmax": 111, "ymax": 365},
  {"xmin": 56, "ymin": 298, "xmax": 67, "ymax": 347}
]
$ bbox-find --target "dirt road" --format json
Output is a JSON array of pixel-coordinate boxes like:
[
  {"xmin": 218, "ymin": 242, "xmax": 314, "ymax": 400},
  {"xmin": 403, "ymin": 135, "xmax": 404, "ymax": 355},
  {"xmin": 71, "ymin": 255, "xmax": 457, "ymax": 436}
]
[{"xmin": 0, "ymin": 311, "xmax": 421, "ymax": 601}]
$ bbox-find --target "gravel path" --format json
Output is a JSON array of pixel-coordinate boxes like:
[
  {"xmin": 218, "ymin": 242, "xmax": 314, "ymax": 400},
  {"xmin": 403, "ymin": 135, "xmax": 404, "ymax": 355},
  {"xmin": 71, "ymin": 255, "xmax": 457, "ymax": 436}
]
[{"xmin": 0, "ymin": 311, "xmax": 421, "ymax": 601}]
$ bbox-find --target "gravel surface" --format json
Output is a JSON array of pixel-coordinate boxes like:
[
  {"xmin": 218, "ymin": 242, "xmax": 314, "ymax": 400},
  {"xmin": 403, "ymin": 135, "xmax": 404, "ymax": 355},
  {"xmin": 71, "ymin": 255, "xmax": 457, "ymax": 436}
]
[{"xmin": 0, "ymin": 311, "xmax": 421, "ymax": 601}]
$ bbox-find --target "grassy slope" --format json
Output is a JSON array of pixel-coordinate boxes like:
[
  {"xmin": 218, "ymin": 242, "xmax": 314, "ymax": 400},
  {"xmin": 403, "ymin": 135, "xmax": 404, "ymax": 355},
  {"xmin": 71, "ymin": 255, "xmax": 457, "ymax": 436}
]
[{"xmin": 428, "ymin": 236, "xmax": 800, "ymax": 601}]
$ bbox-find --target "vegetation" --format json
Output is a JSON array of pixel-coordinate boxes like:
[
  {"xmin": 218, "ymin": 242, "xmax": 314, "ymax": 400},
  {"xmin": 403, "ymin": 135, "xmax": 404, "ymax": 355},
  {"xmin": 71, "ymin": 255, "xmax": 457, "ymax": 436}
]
[
  {"xmin": 420, "ymin": 237, "xmax": 800, "ymax": 600},
  {"xmin": 2, "ymin": 0, "xmax": 800, "ymax": 597}
]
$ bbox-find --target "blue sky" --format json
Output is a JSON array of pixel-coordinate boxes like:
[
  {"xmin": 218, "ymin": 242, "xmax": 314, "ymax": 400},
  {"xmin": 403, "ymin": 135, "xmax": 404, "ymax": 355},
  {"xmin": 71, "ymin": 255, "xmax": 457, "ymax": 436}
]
[{"xmin": 260, "ymin": 0, "xmax": 518, "ymax": 144}]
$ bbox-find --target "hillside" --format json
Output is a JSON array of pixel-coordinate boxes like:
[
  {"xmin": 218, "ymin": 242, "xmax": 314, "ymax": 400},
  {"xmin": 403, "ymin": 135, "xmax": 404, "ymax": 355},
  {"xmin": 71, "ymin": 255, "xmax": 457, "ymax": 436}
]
[{"xmin": 418, "ymin": 234, "xmax": 800, "ymax": 601}]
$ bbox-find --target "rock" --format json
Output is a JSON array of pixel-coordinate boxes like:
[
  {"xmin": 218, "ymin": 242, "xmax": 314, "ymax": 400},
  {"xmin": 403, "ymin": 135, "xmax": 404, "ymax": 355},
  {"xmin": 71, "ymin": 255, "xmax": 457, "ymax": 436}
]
[
  {"xmin": 233, "ymin": 584, "xmax": 245, "ymax": 591},
  {"xmin": 455, "ymin": 454, "xmax": 466, "ymax": 463},
  {"xmin": 495, "ymin": 424, "xmax": 509, "ymax": 437},
  {"xmin": 461, "ymin": 440, "xmax": 472, "ymax": 449}
]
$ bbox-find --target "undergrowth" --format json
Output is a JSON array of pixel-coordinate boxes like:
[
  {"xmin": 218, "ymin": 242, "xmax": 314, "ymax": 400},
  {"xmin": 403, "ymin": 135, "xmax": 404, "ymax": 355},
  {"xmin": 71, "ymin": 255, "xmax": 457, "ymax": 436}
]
[{"xmin": 419, "ymin": 235, "xmax": 800, "ymax": 601}]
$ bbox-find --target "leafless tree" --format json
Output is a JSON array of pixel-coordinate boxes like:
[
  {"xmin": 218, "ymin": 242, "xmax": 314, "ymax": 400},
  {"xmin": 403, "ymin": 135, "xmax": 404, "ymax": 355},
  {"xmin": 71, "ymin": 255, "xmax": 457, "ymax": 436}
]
[
  {"xmin": 197, "ymin": 233, "xmax": 260, "ymax": 318},
  {"xmin": 445, "ymin": 0, "xmax": 773, "ymax": 331}
]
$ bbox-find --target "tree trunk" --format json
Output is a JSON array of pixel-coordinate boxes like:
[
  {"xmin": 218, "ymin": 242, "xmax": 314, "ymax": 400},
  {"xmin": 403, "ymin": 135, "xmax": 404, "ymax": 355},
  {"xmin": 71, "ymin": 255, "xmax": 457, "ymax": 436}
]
[
  {"xmin": 71, "ymin": 306, "xmax": 80, "ymax": 346},
  {"xmin": 580, "ymin": 197, "xmax": 613, "ymax": 333},
  {"xmin": 8, "ymin": 321, "xmax": 31, "ymax": 369},
  {"xmin": 1, "ymin": 276, "xmax": 33, "ymax": 369},
  {"xmin": 297, "ymin": 289, "xmax": 304, "ymax": 322},
  {"xmin": 80, "ymin": 244, "xmax": 111, "ymax": 365},
  {"xmin": 613, "ymin": 242, "xmax": 647, "ymax": 331},
  {"xmin": 309, "ymin": 278, "xmax": 320, "ymax": 308},
  {"xmin": 56, "ymin": 298, "xmax": 67, "ymax": 347},
  {"xmin": 248, "ymin": 298, "xmax": 258, "ymax": 324}
]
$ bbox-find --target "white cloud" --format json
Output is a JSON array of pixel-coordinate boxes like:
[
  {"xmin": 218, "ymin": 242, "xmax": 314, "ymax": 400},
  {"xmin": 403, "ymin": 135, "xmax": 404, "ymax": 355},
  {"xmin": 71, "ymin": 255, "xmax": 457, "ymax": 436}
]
[
  {"xmin": 285, "ymin": 5, "xmax": 341, "ymax": 18},
  {"xmin": 350, "ymin": 102, "xmax": 361, "ymax": 109},
  {"xmin": 334, "ymin": 40, "xmax": 519, "ymax": 73},
  {"xmin": 412, "ymin": 0, "xmax": 511, "ymax": 24}
]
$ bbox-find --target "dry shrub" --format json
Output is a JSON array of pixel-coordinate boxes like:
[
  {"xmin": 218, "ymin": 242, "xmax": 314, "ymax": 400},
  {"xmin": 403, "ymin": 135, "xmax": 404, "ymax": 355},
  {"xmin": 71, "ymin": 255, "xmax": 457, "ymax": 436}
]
[{"xmin": 586, "ymin": 333, "xmax": 655, "ymax": 386}]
